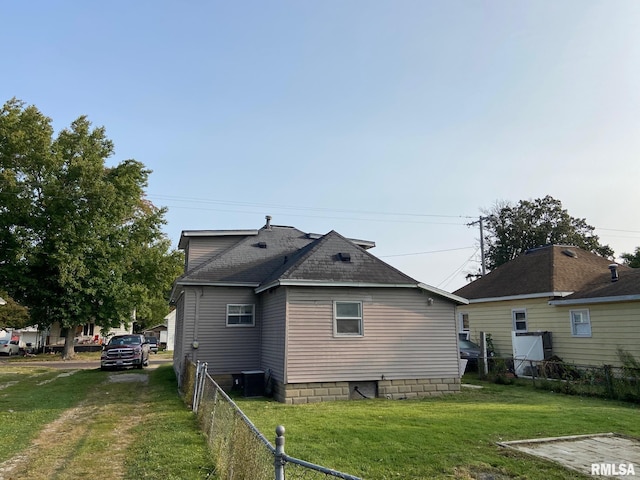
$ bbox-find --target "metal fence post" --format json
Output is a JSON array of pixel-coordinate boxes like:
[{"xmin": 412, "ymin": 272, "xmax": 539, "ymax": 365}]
[
  {"xmin": 603, "ymin": 364, "xmax": 614, "ymax": 399},
  {"xmin": 274, "ymin": 425, "xmax": 285, "ymax": 480},
  {"xmin": 192, "ymin": 361, "xmax": 201, "ymax": 412},
  {"xmin": 530, "ymin": 360, "xmax": 536, "ymax": 387},
  {"xmin": 192, "ymin": 361, "xmax": 199, "ymax": 412}
]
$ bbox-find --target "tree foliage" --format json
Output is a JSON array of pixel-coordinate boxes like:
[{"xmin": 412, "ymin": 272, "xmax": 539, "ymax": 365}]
[
  {"xmin": 0, "ymin": 291, "xmax": 30, "ymax": 330},
  {"xmin": 621, "ymin": 247, "xmax": 640, "ymax": 268},
  {"xmin": 482, "ymin": 195, "xmax": 613, "ymax": 271},
  {"xmin": 0, "ymin": 98, "xmax": 182, "ymax": 357}
]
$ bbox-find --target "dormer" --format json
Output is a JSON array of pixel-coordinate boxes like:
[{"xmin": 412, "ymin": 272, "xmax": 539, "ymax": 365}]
[{"xmin": 179, "ymin": 230, "xmax": 258, "ymax": 271}]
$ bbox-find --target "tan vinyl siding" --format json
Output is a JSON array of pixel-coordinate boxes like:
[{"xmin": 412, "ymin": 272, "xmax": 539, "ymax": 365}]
[
  {"xmin": 185, "ymin": 236, "xmax": 245, "ymax": 271},
  {"xmin": 462, "ymin": 298, "xmax": 640, "ymax": 367},
  {"xmin": 285, "ymin": 287, "xmax": 459, "ymax": 383},
  {"xmin": 550, "ymin": 302, "xmax": 640, "ymax": 366},
  {"xmin": 261, "ymin": 287, "xmax": 287, "ymax": 383},
  {"xmin": 190, "ymin": 286, "xmax": 261, "ymax": 373},
  {"xmin": 462, "ymin": 298, "xmax": 552, "ymax": 358}
]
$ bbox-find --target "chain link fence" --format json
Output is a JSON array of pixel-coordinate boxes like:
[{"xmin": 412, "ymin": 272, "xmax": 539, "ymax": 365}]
[
  {"xmin": 482, "ymin": 356, "xmax": 640, "ymax": 402},
  {"xmin": 181, "ymin": 360, "xmax": 362, "ymax": 480}
]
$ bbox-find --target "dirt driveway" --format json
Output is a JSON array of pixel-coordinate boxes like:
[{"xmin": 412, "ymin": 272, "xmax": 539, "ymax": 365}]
[{"xmin": 0, "ymin": 371, "xmax": 152, "ymax": 480}]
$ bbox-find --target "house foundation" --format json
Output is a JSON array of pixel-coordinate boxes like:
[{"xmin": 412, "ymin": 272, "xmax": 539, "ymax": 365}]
[{"xmin": 272, "ymin": 377, "xmax": 461, "ymax": 404}]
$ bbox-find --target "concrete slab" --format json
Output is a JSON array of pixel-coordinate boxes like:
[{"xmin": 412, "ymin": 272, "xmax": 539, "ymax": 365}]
[{"xmin": 499, "ymin": 433, "xmax": 640, "ymax": 479}]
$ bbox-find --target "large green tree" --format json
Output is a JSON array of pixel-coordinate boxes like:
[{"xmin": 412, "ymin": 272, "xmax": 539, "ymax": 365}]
[
  {"xmin": 0, "ymin": 98, "xmax": 182, "ymax": 358},
  {"xmin": 482, "ymin": 195, "xmax": 613, "ymax": 271},
  {"xmin": 621, "ymin": 247, "xmax": 640, "ymax": 268}
]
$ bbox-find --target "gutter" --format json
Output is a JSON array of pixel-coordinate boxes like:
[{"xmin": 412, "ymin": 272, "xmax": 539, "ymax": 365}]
[
  {"xmin": 417, "ymin": 283, "xmax": 468, "ymax": 305},
  {"xmin": 466, "ymin": 292, "xmax": 573, "ymax": 303},
  {"xmin": 255, "ymin": 280, "xmax": 420, "ymax": 294},
  {"xmin": 549, "ymin": 294, "xmax": 640, "ymax": 306}
]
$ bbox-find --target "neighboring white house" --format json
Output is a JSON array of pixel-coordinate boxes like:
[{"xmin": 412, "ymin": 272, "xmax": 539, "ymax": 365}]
[
  {"xmin": 143, "ymin": 310, "xmax": 176, "ymax": 351},
  {"xmin": 0, "ymin": 326, "xmax": 46, "ymax": 351},
  {"xmin": 46, "ymin": 321, "xmax": 134, "ymax": 348},
  {"xmin": 164, "ymin": 309, "xmax": 175, "ymax": 351}
]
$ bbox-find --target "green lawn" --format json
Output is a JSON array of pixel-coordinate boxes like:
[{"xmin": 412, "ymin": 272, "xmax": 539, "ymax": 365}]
[
  {"xmin": 2, "ymin": 363, "xmax": 638, "ymax": 479},
  {"xmin": 236, "ymin": 378, "xmax": 640, "ymax": 479},
  {"xmin": 0, "ymin": 365, "xmax": 214, "ymax": 479}
]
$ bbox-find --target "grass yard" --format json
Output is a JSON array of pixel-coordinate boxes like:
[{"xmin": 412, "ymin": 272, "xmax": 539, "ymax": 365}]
[
  {"xmin": 236, "ymin": 378, "xmax": 640, "ymax": 479},
  {"xmin": 0, "ymin": 364, "xmax": 214, "ymax": 479},
  {"xmin": 2, "ymin": 362, "xmax": 639, "ymax": 480}
]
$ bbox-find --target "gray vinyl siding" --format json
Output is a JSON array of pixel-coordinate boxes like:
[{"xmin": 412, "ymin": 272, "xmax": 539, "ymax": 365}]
[
  {"xmin": 188, "ymin": 286, "xmax": 261, "ymax": 373},
  {"xmin": 185, "ymin": 236, "xmax": 246, "ymax": 271},
  {"xmin": 285, "ymin": 287, "xmax": 459, "ymax": 383},
  {"xmin": 260, "ymin": 287, "xmax": 287, "ymax": 383},
  {"xmin": 173, "ymin": 294, "xmax": 186, "ymax": 378}
]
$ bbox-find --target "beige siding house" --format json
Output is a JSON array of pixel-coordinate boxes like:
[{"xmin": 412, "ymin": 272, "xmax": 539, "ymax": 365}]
[
  {"xmin": 171, "ymin": 218, "xmax": 467, "ymax": 403},
  {"xmin": 453, "ymin": 245, "xmax": 640, "ymax": 368}
]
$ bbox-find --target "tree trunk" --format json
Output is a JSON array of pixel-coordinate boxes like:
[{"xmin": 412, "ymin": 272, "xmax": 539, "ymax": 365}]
[{"xmin": 62, "ymin": 328, "xmax": 76, "ymax": 360}]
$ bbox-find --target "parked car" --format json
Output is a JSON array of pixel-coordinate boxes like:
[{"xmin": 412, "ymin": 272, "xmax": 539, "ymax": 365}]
[
  {"xmin": 100, "ymin": 334, "xmax": 150, "ymax": 370},
  {"xmin": 0, "ymin": 339, "xmax": 20, "ymax": 356},
  {"xmin": 147, "ymin": 336, "xmax": 159, "ymax": 354},
  {"xmin": 459, "ymin": 339, "xmax": 481, "ymax": 368}
]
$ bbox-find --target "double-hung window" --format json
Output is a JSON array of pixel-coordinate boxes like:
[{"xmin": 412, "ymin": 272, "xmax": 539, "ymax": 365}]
[
  {"xmin": 459, "ymin": 312, "xmax": 470, "ymax": 332},
  {"xmin": 334, "ymin": 301, "xmax": 363, "ymax": 336},
  {"xmin": 512, "ymin": 309, "xmax": 528, "ymax": 332},
  {"xmin": 570, "ymin": 309, "xmax": 591, "ymax": 337},
  {"xmin": 226, "ymin": 304, "xmax": 255, "ymax": 327}
]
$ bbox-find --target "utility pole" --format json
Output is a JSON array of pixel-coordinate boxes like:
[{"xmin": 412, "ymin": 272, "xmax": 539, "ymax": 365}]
[{"xmin": 468, "ymin": 216, "xmax": 487, "ymax": 276}]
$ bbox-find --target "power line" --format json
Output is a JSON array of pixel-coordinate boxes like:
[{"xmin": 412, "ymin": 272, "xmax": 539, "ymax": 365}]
[
  {"xmin": 160, "ymin": 204, "xmax": 469, "ymax": 226},
  {"xmin": 146, "ymin": 194, "xmax": 476, "ymax": 220},
  {"xmin": 380, "ymin": 247, "xmax": 475, "ymax": 258},
  {"xmin": 437, "ymin": 247, "xmax": 480, "ymax": 290}
]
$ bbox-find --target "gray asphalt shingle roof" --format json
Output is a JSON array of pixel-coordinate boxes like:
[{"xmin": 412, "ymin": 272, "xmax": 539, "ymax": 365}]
[
  {"xmin": 179, "ymin": 226, "xmax": 418, "ymax": 287},
  {"xmin": 261, "ymin": 230, "xmax": 418, "ymax": 286}
]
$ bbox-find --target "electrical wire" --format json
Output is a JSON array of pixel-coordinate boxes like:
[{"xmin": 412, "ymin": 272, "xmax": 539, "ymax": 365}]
[{"xmin": 437, "ymin": 247, "xmax": 481, "ymax": 290}]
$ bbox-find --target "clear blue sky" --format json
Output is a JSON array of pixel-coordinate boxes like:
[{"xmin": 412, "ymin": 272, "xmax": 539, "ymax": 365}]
[{"xmin": 2, "ymin": 1, "xmax": 639, "ymax": 292}]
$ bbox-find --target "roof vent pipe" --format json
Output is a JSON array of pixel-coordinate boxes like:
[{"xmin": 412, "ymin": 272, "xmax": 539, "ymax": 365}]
[
  {"xmin": 609, "ymin": 264, "xmax": 619, "ymax": 282},
  {"xmin": 265, "ymin": 215, "xmax": 272, "ymax": 230}
]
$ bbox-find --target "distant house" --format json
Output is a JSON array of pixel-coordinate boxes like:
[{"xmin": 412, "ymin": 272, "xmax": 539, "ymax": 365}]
[
  {"xmin": 453, "ymin": 245, "xmax": 640, "ymax": 369},
  {"xmin": 144, "ymin": 310, "xmax": 176, "ymax": 351},
  {"xmin": 170, "ymin": 218, "xmax": 467, "ymax": 403},
  {"xmin": 45, "ymin": 321, "xmax": 133, "ymax": 350}
]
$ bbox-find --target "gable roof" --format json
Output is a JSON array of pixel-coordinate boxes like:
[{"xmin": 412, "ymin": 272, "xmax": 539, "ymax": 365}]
[
  {"xmin": 257, "ymin": 230, "xmax": 419, "ymax": 290},
  {"xmin": 173, "ymin": 225, "xmax": 467, "ymax": 305},
  {"xmin": 453, "ymin": 245, "xmax": 627, "ymax": 301}
]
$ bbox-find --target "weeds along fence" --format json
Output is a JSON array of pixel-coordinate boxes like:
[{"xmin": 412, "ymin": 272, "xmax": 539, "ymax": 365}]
[
  {"xmin": 483, "ymin": 356, "xmax": 640, "ymax": 402},
  {"xmin": 182, "ymin": 360, "xmax": 362, "ymax": 480}
]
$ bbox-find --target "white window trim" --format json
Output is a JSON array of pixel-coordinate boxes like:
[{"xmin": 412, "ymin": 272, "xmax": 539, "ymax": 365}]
[
  {"xmin": 226, "ymin": 304, "xmax": 255, "ymax": 327},
  {"xmin": 512, "ymin": 308, "xmax": 528, "ymax": 333},
  {"xmin": 333, "ymin": 301, "xmax": 363, "ymax": 337},
  {"xmin": 459, "ymin": 312, "xmax": 470, "ymax": 333},
  {"xmin": 570, "ymin": 309, "xmax": 592, "ymax": 337}
]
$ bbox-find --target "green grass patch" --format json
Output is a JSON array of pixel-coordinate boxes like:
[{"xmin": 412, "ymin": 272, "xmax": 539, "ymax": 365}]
[
  {"xmin": 0, "ymin": 365, "xmax": 213, "ymax": 479},
  {"xmin": 0, "ymin": 367, "xmax": 106, "ymax": 461},
  {"xmin": 126, "ymin": 366, "xmax": 216, "ymax": 479},
  {"xmin": 236, "ymin": 381, "xmax": 640, "ymax": 479}
]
